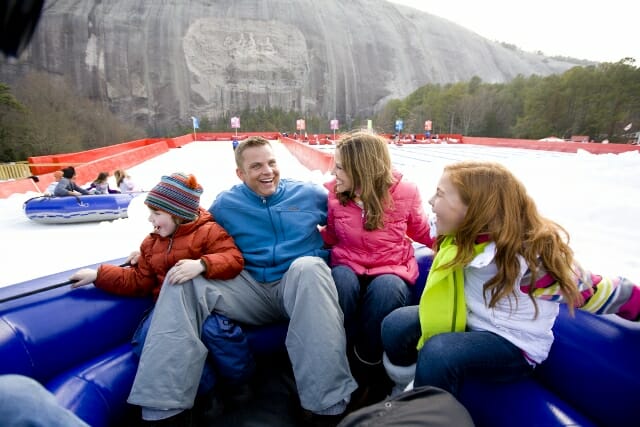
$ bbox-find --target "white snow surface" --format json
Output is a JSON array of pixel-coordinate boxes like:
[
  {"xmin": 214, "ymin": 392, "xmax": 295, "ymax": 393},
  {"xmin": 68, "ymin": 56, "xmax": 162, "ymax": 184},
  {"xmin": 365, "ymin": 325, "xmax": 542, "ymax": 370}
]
[{"xmin": 1, "ymin": 140, "xmax": 638, "ymax": 288}]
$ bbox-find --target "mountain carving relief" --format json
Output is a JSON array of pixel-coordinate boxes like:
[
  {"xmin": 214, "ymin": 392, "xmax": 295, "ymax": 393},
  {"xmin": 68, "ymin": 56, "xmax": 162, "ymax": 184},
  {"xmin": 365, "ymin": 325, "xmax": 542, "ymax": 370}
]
[{"xmin": 0, "ymin": 0, "xmax": 579, "ymax": 130}]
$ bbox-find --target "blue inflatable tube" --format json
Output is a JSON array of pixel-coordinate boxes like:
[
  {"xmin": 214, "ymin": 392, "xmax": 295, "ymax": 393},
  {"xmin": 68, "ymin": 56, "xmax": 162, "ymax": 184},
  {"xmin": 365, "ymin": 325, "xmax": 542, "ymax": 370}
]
[{"xmin": 23, "ymin": 193, "xmax": 142, "ymax": 224}]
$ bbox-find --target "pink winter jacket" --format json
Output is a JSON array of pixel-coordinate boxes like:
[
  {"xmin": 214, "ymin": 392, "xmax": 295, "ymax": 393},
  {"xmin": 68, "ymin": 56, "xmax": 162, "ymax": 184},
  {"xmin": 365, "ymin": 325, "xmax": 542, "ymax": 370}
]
[{"xmin": 321, "ymin": 171, "xmax": 434, "ymax": 284}]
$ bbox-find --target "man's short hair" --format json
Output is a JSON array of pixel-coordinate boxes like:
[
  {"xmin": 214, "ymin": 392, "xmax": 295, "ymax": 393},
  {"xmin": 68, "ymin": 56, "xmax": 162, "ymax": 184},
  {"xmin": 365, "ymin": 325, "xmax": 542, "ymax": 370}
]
[{"xmin": 234, "ymin": 136, "xmax": 272, "ymax": 168}]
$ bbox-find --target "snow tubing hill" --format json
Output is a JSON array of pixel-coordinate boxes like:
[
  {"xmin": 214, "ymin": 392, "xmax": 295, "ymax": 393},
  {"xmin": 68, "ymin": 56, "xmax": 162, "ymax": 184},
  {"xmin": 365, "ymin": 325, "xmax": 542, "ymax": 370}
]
[{"xmin": 23, "ymin": 192, "xmax": 142, "ymax": 224}]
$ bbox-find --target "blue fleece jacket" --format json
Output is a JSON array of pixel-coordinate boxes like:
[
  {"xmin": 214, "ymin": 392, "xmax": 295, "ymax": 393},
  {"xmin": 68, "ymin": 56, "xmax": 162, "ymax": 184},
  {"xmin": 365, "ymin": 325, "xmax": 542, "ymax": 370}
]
[{"xmin": 209, "ymin": 179, "xmax": 329, "ymax": 283}]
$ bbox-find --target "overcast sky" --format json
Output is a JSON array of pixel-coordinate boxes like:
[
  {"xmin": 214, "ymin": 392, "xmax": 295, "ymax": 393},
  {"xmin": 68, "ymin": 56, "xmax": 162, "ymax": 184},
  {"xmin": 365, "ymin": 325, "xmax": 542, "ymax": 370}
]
[{"xmin": 388, "ymin": 0, "xmax": 638, "ymax": 63}]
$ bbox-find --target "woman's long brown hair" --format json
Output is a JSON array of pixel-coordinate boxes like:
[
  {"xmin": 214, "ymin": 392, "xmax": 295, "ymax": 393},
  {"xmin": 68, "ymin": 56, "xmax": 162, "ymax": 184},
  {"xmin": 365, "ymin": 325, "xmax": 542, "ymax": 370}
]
[{"xmin": 335, "ymin": 131, "xmax": 395, "ymax": 230}]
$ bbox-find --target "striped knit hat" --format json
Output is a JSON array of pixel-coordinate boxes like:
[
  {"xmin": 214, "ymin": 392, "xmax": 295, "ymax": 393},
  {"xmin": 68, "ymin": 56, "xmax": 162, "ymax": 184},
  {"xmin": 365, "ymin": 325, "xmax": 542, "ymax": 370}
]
[{"xmin": 145, "ymin": 173, "xmax": 203, "ymax": 221}]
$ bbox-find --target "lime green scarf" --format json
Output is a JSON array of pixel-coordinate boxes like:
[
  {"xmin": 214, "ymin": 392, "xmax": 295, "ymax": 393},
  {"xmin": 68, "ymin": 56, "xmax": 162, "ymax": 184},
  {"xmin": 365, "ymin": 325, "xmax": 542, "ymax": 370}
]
[{"xmin": 417, "ymin": 235, "xmax": 489, "ymax": 349}]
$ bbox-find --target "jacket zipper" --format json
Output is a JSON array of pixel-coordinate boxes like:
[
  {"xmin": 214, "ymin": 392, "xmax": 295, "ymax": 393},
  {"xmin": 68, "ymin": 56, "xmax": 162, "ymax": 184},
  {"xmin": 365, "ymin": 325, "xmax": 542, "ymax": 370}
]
[{"xmin": 263, "ymin": 197, "xmax": 278, "ymax": 267}]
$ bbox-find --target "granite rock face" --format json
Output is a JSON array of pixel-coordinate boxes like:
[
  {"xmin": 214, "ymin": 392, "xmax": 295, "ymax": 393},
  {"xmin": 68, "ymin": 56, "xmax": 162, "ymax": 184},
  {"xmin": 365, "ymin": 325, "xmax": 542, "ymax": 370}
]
[{"xmin": 1, "ymin": 0, "xmax": 579, "ymax": 130}]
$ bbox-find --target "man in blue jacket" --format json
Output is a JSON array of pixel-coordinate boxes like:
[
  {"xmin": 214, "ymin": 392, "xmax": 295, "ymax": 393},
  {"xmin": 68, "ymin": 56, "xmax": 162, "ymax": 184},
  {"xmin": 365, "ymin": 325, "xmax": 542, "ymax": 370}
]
[{"xmin": 128, "ymin": 137, "xmax": 357, "ymax": 426}]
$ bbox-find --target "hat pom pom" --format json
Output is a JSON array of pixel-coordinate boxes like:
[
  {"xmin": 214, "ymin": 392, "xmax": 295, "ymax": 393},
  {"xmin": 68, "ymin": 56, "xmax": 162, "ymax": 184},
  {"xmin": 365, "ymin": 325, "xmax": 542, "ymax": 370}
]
[{"xmin": 186, "ymin": 174, "xmax": 198, "ymax": 189}]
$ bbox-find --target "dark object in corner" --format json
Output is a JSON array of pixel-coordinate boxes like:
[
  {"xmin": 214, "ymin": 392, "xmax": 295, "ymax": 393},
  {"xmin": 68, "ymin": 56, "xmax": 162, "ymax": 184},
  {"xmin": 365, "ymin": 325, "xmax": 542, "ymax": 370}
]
[{"xmin": 0, "ymin": 0, "xmax": 45, "ymax": 58}]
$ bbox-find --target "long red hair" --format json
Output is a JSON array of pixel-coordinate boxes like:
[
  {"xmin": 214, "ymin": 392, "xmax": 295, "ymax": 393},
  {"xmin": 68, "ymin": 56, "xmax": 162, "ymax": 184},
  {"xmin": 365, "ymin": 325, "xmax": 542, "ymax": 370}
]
[{"xmin": 437, "ymin": 161, "xmax": 582, "ymax": 314}]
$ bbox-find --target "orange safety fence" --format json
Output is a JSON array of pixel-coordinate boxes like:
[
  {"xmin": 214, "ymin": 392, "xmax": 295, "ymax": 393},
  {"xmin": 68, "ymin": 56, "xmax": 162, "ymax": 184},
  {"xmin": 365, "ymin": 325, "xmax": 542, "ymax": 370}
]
[
  {"xmin": 279, "ymin": 135, "xmax": 640, "ymax": 177},
  {"xmin": 0, "ymin": 132, "xmax": 284, "ymax": 198},
  {"xmin": 27, "ymin": 138, "xmax": 168, "ymax": 175},
  {"xmin": 1, "ymin": 140, "xmax": 170, "ymax": 198},
  {"xmin": 280, "ymin": 137, "xmax": 334, "ymax": 174},
  {"xmin": 463, "ymin": 137, "xmax": 640, "ymax": 154},
  {"xmin": 4, "ymin": 133, "xmax": 639, "ymax": 198}
]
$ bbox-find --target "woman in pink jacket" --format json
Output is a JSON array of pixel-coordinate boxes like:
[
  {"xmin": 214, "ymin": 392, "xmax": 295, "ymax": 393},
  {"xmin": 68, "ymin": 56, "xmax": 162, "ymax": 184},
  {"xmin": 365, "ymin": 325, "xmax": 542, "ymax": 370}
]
[{"xmin": 321, "ymin": 131, "xmax": 434, "ymax": 408}]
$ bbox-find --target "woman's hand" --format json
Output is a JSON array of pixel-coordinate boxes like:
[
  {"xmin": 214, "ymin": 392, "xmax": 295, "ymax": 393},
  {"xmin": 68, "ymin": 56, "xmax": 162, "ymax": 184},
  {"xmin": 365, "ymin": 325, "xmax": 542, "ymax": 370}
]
[
  {"xmin": 69, "ymin": 268, "xmax": 98, "ymax": 288},
  {"xmin": 166, "ymin": 259, "xmax": 205, "ymax": 285}
]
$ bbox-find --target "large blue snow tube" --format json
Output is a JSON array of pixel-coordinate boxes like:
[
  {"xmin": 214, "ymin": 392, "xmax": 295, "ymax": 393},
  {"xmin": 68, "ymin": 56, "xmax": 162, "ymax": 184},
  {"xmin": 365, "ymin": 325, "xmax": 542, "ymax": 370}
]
[{"xmin": 23, "ymin": 192, "xmax": 142, "ymax": 224}]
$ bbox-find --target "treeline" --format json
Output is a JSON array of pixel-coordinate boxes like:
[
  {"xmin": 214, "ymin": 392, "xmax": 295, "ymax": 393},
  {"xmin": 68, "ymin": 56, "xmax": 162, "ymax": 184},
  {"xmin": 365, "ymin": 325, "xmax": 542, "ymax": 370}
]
[
  {"xmin": 0, "ymin": 72, "xmax": 144, "ymax": 162},
  {"xmin": 2, "ymin": 59, "xmax": 639, "ymax": 162},
  {"xmin": 374, "ymin": 59, "xmax": 640, "ymax": 141},
  {"xmin": 192, "ymin": 59, "xmax": 639, "ymax": 142}
]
